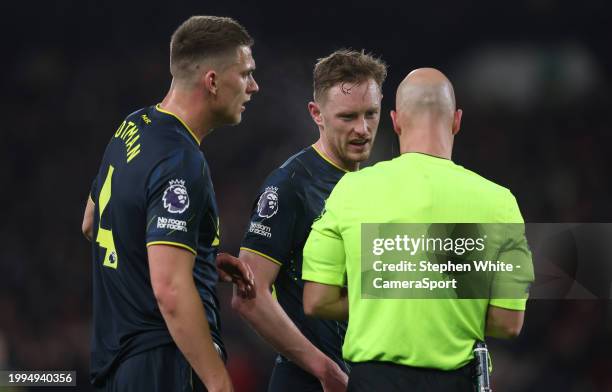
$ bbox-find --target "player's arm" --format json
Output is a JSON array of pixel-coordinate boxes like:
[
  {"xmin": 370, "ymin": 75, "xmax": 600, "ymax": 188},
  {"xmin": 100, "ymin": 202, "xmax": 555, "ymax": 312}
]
[
  {"xmin": 217, "ymin": 252, "xmax": 255, "ymax": 299},
  {"xmin": 81, "ymin": 195, "xmax": 95, "ymax": 241},
  {"xmin": 303, "ymin": 282, "xmax": 348, "ymax": 320},
  {"xmin": 149, "ymin": 244, "xmax": 233, "ymax": 392},
  {"xmin": 485, "ymin": 305, "xmax": 524, "ymax": 338},
  {"xmin": 231, "ymin": 250, "xmax": 347, "ymax": 390}
]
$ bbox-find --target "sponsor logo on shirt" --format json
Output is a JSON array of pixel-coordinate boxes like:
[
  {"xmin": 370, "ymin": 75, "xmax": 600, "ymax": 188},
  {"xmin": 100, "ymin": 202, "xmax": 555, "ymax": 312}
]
[
  {"xmin": 249, "ymin": 222, "xmax": 271, "ymax": 238},
  {"xmin": 257, "ymin": 186, "xmax": 279, "ymax": 218},
  {"xmin": 157, "ymin": 216, "xmax": 187, "ymax": 232},
  {"xmin": 163, "ymin": 179, "xmax": 190, "ymax": 214}
]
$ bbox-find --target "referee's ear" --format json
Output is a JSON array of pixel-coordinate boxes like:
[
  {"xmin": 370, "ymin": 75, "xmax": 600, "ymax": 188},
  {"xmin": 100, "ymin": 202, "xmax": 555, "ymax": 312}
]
[
  {"xmin": 452, "ymin": 109, "xmax": 463, "ymax": 136},
  {"xmin": 390, "ymin": 110, "xmax": 401, "ymax": 136}
]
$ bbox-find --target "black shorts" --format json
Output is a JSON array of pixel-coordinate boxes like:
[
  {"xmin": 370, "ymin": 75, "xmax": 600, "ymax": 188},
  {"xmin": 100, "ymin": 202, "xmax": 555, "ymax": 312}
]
[
  {"xmin": 347, "ymin": 361, "xmax": 473, "ymax": 392},
  {"xmin": 267, "ymin": 360, "xmax": 322, "ymax": 392},
  {"xmin": 95, "ymin": 344, "xmax": 206, "ymax": 392}
]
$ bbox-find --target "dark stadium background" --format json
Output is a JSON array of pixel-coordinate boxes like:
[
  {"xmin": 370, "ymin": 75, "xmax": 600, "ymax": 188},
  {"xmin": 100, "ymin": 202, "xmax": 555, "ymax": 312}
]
[{"xmin": 1, "ymin": 1, "xmax": 611, "ymax": 391}]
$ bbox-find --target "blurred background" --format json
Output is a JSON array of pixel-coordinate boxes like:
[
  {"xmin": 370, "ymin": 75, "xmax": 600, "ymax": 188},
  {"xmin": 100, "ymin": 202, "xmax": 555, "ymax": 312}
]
[{"xmin": 1, "ymin": 0, "xmax": 611, "ymax": 390}]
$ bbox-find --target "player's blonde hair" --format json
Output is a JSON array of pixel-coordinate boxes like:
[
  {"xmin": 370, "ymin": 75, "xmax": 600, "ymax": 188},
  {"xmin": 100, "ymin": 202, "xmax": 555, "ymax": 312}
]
[{"xmin": 313, "ymin": 49, "xmax": 387, "ymax": 102}]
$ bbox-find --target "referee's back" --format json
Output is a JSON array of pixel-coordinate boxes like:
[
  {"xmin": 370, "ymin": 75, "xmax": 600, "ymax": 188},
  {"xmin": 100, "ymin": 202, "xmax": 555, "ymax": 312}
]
[{"xmin": 321, "ymin": 151, "xmax": 529, "ymax": 370}]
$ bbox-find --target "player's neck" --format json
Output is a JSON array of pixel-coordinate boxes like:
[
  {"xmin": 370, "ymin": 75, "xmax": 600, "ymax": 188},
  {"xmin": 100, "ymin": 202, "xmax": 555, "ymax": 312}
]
[
  {"xmin": 160, "ymin": 85, "xmax": 213, "ymax": 143},
  {"xmin": 313, "ymin": 139, "xmax": 359, "ymax": 172},
  {"xmin": 398, "ymin": 129, "xmax": 453, "ymax": 160}
]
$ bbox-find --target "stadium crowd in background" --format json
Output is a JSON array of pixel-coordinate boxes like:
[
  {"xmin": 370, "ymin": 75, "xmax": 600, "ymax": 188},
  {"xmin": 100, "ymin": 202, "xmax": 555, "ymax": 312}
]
[{"xmin": 1, "ymin": 2, "xmax": 611, "ymax": 391}]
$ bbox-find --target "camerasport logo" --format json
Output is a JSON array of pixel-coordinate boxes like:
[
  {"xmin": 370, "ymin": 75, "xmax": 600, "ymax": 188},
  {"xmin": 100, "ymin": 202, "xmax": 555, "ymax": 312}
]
[
  {"xmin": 163, "ymin": 179, "xmax": 189, "ymax": 214},
  {"xmin": 257, "ymin": 186, "xmax": 279, "ymax": 218}
]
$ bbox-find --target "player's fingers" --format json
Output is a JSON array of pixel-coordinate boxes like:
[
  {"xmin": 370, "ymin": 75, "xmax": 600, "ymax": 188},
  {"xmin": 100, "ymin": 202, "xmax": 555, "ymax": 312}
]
[
  {"xmin": 237, "ymin": 280, "xmax": 248, "ymax": 294},
  {"xmin": 242, "ymin": 283, "xmax": 254, "ymax": 299},
  {"xmin": 244, "ymin": 264, "xmax": 255, "ymax": 285},
  {"xmin": 217, "ymin": 269, "xmax": 231, "ymax": 282},
  {"xmin": 238, "ymin": 285, "xmax": 249, "ymax": 299},
  {"xmin": 234, "ymin": 260, "xmax": 252, "ymax": 283},
  {"xmin": 230, "ymin": 266, "xmax": 253, "ymax": 286}
]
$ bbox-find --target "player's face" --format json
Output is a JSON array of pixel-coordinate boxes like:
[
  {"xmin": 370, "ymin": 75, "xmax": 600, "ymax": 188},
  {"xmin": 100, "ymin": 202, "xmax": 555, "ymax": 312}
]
[
  {"xmin": 317, "ymin": 79, "xmax": 382, "ymax": 167},
  {"xmin": 214, "ymin": 46, "xmax": 259, "ymax": 125}
]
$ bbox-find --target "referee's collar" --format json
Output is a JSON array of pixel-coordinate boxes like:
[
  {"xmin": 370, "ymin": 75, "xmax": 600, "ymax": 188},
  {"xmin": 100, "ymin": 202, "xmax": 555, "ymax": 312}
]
[{"xmin": 401, "ymin": 151, "xmax": 453, "ymax": 162}]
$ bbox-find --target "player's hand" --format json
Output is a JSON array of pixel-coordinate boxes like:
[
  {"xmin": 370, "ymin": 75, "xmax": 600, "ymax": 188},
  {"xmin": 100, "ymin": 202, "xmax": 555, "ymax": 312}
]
[
  {"xmin": 216, "ymin": 252, "xmax": 256, "ymax": 299},
  {"xmin": 319, "ymin": 360, "xmax": 348, "ymax": 392}
]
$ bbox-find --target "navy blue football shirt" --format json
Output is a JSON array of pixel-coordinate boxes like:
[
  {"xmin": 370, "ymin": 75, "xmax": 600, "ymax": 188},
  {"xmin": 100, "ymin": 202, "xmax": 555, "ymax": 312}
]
[
  {"xmin": 241, "ymin": 145, "xmax": 349, "ymax": 372},
  {"xmin": 89, "ymin": 105, "xmax": 223, "ymax": 385}
]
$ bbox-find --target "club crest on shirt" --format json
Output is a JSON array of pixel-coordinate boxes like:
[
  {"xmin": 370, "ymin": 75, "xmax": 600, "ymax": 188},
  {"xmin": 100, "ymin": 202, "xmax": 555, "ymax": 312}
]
[
  {"xmin": 163, "ymin": 179, "xmax": 190, "ymax": 214},
  {"xmin": 257, "ymin": 186, "xmax": 279, "ymax": 218}
]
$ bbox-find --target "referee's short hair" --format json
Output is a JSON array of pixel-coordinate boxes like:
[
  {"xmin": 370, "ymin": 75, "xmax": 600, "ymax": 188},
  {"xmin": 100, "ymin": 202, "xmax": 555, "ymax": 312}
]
[
  {"xmin": 313, "ymin": 49, "xmax": 387, "ymax": 103},
  {"xmin": 170, "ymin": 16, "xmax": 253, "ymax": 81}
]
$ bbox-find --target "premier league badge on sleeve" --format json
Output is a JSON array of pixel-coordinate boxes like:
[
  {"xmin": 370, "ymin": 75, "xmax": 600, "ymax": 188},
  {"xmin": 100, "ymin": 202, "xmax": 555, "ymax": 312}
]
[
  {"xmin": 163, "ymin": 179, "xmax": 190, "ymax": 214},
  {"xmin": 257, "ymin": 186, "xmax": 279, "ymax": 218}
]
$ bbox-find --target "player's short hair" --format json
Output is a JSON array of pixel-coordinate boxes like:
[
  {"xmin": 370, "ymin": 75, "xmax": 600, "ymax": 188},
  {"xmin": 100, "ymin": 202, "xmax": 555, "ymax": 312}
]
[
  {"xmin": 313, "ymin": 49, "xmax": 387, "ymax": 102},
  {"xmin": 170, "ymin": 16, "xmax": 253, "ymax": 80}
]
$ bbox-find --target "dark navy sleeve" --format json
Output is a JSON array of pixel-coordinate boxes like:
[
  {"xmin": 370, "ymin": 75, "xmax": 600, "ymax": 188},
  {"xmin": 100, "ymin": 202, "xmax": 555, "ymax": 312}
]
[
  {"xmin": 90, "ymin": 177, "xmax": 98, "ymax": 200},
  {"xmin": 145, "ymin": 149, "xmax": 207, "ymax": 255},
  {"xmin": 240, "ymin": 169, "xmax": 300, "ymax": 266}
]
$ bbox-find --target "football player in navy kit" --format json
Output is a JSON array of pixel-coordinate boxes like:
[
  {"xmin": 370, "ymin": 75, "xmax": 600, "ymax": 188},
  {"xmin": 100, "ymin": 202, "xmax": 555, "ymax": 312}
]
[
  {"xmin": 226, "ymin": 49, "xmax": 387, "ymax": 392},
  {"xmin": 81, "ymin": 16, "xmax": 258, "ymax": 392}
]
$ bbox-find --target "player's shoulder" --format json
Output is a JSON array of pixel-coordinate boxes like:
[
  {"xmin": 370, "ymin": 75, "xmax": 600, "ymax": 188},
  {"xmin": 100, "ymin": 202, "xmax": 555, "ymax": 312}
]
[
  {"xmin": 279, "ymin": 146, "xmax": 316, "ymax": 174},
  {"xmin": 261, "ymin": 147, "xmax": 315, "ymax": 189},
  {"xmin": 125, "ymin": 106, "xmax": 149, "ymax": 120},
  {"xmin": 162, "ymin": 147, "xmax": 205, "ymax": 168},
  {"xmin": 136, "ymin": 105, "xmax": 199, "ymax": 148}
]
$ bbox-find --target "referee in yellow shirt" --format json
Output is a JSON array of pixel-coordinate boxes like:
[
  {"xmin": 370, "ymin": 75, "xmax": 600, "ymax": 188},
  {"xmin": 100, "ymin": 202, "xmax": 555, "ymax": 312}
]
[{"xmin": 301, "ymin": 68, "xmax": 534, "ymax": 391}]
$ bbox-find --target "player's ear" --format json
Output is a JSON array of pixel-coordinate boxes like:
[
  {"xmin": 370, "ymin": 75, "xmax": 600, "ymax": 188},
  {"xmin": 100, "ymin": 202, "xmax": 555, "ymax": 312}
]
[
  {"xmin": 390, "ymin": 110, "xmax": 401, "ymax": 136},
  {"xmin": 308, "ymin": 101, "xmax": 323, "ymax": 127},
  {"xmin": 203, "ymin": 70, "xmax": 218, "ymax": 95},
  {"xmin": 452, "ymin": 109, "xmax": 462, "ymax": 136}
]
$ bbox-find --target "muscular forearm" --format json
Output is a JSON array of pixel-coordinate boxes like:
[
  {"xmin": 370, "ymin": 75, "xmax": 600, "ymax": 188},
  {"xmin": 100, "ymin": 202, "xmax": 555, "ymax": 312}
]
[
  {"xmin": 233, "ymin": 290, "xmax": 333, "ymax": 378},
  {"xmin": 485, "ymin": 305, "xmax": 524, "ymax": 339},
  {"xmin": 306, "ymin": 296, "xmax": 348, "ymax": 320},
  {"xmin": 158, "ymin": 280, "xmax": 232, "ymax": 392},
  {"xmin": 303, "ymin": 283, "xmax": 348, "ymax": 321}
]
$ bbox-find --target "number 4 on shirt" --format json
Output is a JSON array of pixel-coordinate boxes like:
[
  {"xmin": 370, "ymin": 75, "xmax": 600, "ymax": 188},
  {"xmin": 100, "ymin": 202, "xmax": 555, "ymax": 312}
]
[{"xmin": 96, "ymin": 165, "xmax": 119, "ymax": 269}]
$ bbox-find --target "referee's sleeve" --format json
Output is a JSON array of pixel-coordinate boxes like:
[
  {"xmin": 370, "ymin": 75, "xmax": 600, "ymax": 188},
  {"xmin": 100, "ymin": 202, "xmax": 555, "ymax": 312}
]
[
  {"xmin": 302, "ymin": 189, "xmax": 346, "ymax": 287},
  {"xmin": 490, "ymin": 191, "xmax": 534, "ymax": 311}
]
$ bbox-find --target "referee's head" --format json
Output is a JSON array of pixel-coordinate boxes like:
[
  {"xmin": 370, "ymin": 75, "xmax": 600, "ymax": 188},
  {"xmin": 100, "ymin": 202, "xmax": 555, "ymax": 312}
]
[{"xmin": 390, "ymin": 68, "xmax": 462, "ymax": 159}]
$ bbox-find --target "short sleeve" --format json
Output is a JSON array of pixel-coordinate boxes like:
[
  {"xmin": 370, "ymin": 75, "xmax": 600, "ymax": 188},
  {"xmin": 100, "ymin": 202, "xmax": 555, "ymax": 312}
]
[
  {"xmin": 90, "ymin": 176, "xmax": 98, "ymax": 200},
  {"xmin": 302, "ymin": 181, "xmax": 346, "ymax": 286},
  {"xmin": 490, "ymin": 192, "xmax": 534, "ymax": 310},
  {"xmin": 145, "ymin": 149, "xmax": 207, "ymax": 255},
  {"xmin": 240, "ymin": 170, "xmax": 299, "ymax": 266}
]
